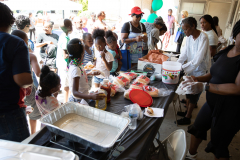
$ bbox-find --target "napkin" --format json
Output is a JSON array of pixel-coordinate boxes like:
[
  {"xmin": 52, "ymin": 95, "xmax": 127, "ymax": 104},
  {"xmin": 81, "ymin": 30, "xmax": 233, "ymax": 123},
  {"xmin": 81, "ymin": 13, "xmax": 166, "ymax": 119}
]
[{"xmin": 144, "ymin": 108, "xmax": 164, "ymax": 118}]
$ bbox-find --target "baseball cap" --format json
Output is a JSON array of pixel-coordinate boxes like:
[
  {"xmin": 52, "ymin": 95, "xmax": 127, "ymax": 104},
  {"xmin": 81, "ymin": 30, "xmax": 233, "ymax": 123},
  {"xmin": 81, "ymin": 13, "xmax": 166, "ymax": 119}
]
[{"xmin": 129, "ymin": 6, "xmax": 144, "ymax": 15}]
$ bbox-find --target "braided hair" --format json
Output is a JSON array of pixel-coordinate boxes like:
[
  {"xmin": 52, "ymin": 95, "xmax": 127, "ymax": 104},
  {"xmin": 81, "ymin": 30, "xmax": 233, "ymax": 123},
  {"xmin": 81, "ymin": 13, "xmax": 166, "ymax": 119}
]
[
  {"xmin": 39, "ymin": 65, "xmax": 60, "ymax": 97},
  {"xmin": 67, "ymin": 38, "xmax": 84, "ymax": 61},
  {"xmin": 92, "ymin": 28, "xmax": 106, "ymax": 43},
  {"xmin": 105, "ymin": 30, "xmax": 117, "ymax": 44},
  {"xmin": 232, "ymin": 20, "xmax": 240, "ymax": 39},
  {"xmin": 200, "ymin": 15, "xmax": 218, "ymax": 36},
  {"xmin": 0, "ymin": 2, "xmax": 15, "ymax": 28}
]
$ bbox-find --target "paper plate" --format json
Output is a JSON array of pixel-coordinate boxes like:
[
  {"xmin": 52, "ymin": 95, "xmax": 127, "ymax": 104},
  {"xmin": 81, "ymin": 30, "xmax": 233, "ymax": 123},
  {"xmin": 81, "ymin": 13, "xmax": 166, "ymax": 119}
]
[{"xmin": 129, "ymin": 89, "xmax": 153, "ymax": 107}]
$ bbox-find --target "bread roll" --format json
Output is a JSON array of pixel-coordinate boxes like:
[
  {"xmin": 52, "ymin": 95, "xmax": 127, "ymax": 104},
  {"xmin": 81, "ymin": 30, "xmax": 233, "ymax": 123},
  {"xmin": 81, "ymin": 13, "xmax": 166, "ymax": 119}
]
[
  {"xmin": 113, "ymin": 76, "xmax": 130, "ymax": 87},
  {"xmin": 136, "ymin": 75, "xmax": 150, "ymax": 85},
  {"xmin": 147, "ymin": 107, "xmax": 154, "ymax": 115},
  {"xmin": 121, "ymin": 72, "xmax": 137, "ymax": 81},
  {"xmin": 130, "ymin": 82, "xmax": 144, "ymax": 90},
  {"xmin": 143, "ymin": 86, "xmax": 159, "ymax": 97}
]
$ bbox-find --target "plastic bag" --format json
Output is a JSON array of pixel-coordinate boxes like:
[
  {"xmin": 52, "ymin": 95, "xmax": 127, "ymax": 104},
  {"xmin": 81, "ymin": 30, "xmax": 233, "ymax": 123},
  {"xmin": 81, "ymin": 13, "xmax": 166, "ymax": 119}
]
[
  {"xmin": 120, "ymin": 72, "xmax": 138, "ymax": 81},
  {"xmin": 113, "ymin": 76, "xmax": 130, "ymax": 87},
  {"xmin": 130, "ymin": 82, "xmax": 145, "ymax": 90},
  {"xmin": 84, "ymin": 61, "xmax": 95, "ymax": 70},
  {"xmin": 124, "ymin": 103, "xmax": 143, "ymax": 120},
  {"xmin": 89, "ymin": 68, "xmax": 105, "ymax": 77},
  {"xmin": 108, "ymin": 82, "xmax": 125, "ymax": 97},
  {"xmin": 124, "ymin": 89, "xmax": 132, "ymax": 100},
  {"xmin": 135, "ymin": 75, "xmax": 150, "ymax": 85},
  {"xmin": 143, "ymin": 86, "xmax": 173, "ymax": 97}
]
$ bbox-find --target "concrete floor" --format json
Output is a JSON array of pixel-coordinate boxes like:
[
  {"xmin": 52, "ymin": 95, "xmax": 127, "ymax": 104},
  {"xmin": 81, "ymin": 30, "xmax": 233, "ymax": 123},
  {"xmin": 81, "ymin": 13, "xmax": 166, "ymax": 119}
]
[{"xmin": 160, "ymin": 92, "xmax": 240, "ymax": 160}]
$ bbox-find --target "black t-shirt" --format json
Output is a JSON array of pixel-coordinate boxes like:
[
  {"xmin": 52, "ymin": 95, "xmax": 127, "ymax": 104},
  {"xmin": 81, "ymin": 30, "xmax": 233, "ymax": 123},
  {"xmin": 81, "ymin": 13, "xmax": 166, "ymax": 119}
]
[
  {"xmin": 207, "ymin": 45, "xmax": 240, "ymax": 108},
  {"xmin": 121, "ymin": 22, "xmax": 146, "ymax": 34},
  {"xmin": 37, "ymin": 33, "xmax": 59, "ymax": 59}
]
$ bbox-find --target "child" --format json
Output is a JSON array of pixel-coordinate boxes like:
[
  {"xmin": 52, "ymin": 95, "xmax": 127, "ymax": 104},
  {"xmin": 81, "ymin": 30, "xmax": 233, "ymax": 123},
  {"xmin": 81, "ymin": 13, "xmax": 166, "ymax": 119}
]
[
  {"xmin": 82, "ymin": 33, "xmax": 94, "ymax": 89},
  {"xmin": 56, "ymin": 19, "xmax": 73, "ymax": 103},
  {"xmin": 35, "ymin": 65, "xmax": 61, "ymax": 116},
  {"xmin": 11, "ymin": 30, "xmax": 41, "ymax": 135},
  {"xmin": 92, "ymin": 28, "xmax": 114, "ymax": 87},
  {"xmin": 113, "ymin": 32, "xmax": 123, "ymax": 72},
  {"xmin": 67, "ymin": 38, "xmax": 106, "ymax": 102},
  {"xmin": 105, "ymin": 30, "xmax": 120, "ymax": 76}
]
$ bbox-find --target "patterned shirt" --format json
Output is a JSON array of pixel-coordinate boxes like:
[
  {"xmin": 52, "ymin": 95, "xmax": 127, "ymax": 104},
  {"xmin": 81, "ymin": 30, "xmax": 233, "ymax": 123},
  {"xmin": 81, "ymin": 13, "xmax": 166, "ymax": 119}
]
[{"xmin": 83, "ymin": 47, "xmax": 94, "ymax": 66}]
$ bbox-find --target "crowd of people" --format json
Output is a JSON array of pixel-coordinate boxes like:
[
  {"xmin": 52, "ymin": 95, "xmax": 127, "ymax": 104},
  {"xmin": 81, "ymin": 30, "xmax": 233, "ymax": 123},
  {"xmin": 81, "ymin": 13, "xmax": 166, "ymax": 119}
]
[{"xmin": 0, "ymin": 2, "xmax": 240, "ymax": 160}]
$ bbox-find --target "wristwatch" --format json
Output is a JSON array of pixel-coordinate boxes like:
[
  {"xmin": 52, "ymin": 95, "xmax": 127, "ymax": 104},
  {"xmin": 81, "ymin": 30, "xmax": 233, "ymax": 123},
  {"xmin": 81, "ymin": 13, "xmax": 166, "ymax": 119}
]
[{"xmin": 205, "ymin": 83, "xmax": 210, "ymax": 92}]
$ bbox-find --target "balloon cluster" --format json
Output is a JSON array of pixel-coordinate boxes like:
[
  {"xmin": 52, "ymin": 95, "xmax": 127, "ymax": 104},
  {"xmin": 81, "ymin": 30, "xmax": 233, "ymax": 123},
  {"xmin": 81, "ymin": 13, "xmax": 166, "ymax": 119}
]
[{"xmin": 140, "ymin": 0, "xmax": 163, "ymax": 23}]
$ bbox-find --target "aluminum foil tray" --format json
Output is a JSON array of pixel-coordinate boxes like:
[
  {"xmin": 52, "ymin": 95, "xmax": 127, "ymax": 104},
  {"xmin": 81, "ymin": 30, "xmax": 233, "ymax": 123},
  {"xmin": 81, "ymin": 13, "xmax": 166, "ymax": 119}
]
[
  {"xmin": 40, "ymin": 102, "xmax": 130, "ymax": 152},
  {"xmin": 0, "ymin": 139, "xmax": 78, "ymax": 160}
]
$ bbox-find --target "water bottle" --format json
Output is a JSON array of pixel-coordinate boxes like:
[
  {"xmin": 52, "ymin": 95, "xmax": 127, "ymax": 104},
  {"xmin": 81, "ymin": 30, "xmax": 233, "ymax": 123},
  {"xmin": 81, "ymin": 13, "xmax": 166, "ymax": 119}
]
[{"xmin": 129, "ymin": 107, "xmax": 138, "ymax": 130}]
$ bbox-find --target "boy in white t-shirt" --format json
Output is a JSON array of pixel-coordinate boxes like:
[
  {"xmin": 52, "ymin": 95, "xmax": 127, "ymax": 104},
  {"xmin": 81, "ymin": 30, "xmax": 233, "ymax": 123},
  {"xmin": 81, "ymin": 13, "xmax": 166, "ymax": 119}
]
[
  {"xmin": 67, "ymin": 38, "xmax": 106, "ymax": 102},
  {"xmin": 92, "ymin": 28, "xmax": 114, "ymax": 87}
]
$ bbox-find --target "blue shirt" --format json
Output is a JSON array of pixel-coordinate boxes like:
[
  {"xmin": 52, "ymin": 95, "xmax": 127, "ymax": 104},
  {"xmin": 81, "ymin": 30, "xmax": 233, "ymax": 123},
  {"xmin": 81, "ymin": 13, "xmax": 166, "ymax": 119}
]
[
  {"xmin": 0, "ymin": 32, "xmax": 31, "ymax": 110},
  {"xmin": 106, "ymin": 48, "xmax": 118, "ymax": 72},
  {"xmin": 28, "ymin": 39, "xmax": 34, "ymax": 51}
]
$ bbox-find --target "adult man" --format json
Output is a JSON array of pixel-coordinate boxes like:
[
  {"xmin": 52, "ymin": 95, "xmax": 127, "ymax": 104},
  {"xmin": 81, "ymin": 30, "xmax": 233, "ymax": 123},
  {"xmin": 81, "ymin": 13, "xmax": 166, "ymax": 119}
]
[
  {"xmin": 162, "ymin": 9, "xmax": 175, "ymax": 50},
  {"xmin": 15, "ymin": 15, "xmax": 34, "ymax": 52},
  {"xmin": 36, "ymin": 21, "xmax": 59, "ymax": 68},
  {"xmin": 29, "ymin": 12, "xmax": 36, "ymax": 41},
  {"xmin": 69, "ymin": 16, "xmax": 86, "ymax": 40},
  {"xmin": 0, "ymin": 2, "xmax": 32, "ymax": 142}
]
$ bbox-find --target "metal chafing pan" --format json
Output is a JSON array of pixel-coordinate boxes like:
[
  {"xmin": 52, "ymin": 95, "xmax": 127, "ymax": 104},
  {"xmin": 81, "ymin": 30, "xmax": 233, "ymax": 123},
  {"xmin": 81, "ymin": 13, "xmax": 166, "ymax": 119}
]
[{"xmin": 40, "ymin": 102, "xmax": 130, "ymax": 152}]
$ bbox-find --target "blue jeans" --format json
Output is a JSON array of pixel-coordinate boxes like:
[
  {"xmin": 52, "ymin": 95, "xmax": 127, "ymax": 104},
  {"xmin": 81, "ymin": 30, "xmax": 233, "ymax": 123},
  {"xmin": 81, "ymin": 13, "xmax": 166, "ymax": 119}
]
[
  {"xmin": 0, "ymin": 107, "xmax": 30, "ymax": 142},
  {"xmin": 93, "ymin": 76, "xmax": 104, "ymax": 84}
]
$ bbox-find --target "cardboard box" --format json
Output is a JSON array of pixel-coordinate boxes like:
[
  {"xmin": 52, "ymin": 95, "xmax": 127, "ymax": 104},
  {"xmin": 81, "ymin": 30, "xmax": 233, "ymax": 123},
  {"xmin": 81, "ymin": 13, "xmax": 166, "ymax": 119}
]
[
  {"xmin": 137, "ymin": 53, "xmax": 170, "ymax": 74},
  {"xmin": 138, "ymin": 60, "xmax": 162, "ymax": 74}
]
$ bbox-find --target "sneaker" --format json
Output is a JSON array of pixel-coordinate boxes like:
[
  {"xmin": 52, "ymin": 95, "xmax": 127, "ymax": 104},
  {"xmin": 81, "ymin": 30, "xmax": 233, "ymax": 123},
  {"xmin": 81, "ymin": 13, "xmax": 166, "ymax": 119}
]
[
  {"xmin": 177, "ymin": 111, "xmax": 187, "ymax": 117},
  {"xmin": 186, "ymin": 151, "xmax": 197, "ymax": 160},
  {"xmin": 175, "ymin": 117, "xmax": 191, "ymax": 125}
]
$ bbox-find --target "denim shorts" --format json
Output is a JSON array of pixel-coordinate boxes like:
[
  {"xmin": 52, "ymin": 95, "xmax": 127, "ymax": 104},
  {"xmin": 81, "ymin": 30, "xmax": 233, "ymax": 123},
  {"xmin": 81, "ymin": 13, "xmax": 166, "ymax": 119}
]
[
  {"xmin": 0, "ymin": 107, "xmax": 30, "ymax": 142},
  {"xmin": 93, "ymin": 76, "xmax": 104, "ymax": 84}
]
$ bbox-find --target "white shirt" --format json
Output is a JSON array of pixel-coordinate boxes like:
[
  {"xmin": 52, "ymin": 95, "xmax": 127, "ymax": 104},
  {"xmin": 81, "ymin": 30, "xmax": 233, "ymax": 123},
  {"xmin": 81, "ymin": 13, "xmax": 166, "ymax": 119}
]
[
  {"xmin": 68, "ymin": 64, "xmax": 89, "ymax": 100},
  {"xmin": 95, "ymin": 50, "xmax": 114, "ymax": 79},
  {"xmin": 69, "ymin": 28, "xmax": 86, "ymax": 40},
  {"xmin": 177, "ymin": 31, "xmax": 211, "ymax": 77},
  {"xmin": 204, "ymin": 29, "xmax": 218, "ymax": 46}
]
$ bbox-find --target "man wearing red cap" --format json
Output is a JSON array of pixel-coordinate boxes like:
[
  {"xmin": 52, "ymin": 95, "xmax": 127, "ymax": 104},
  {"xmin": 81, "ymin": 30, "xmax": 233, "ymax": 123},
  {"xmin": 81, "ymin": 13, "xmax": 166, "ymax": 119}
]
[{"xmin": 121, "ymin": 6, "xmax": 148, "ymax": 67}]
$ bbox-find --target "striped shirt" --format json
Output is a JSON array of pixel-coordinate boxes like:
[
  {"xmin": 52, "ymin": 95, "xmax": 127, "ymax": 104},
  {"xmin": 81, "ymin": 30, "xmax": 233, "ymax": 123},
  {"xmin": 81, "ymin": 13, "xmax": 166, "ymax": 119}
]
[{"xmin": 83, "ymin": 47, "xmax": 94, "ymax": 66}]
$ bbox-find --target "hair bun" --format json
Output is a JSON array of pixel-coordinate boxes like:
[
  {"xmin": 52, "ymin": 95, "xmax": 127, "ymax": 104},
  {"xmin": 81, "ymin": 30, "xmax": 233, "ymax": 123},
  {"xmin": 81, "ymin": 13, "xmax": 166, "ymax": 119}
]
[
  {"xmin": 41, "ymin": 65, "xmax": 50, "ymax": 76},
  {"xmin": 105, "ymin": 30, "xmax": 114, "ymax": 38}
]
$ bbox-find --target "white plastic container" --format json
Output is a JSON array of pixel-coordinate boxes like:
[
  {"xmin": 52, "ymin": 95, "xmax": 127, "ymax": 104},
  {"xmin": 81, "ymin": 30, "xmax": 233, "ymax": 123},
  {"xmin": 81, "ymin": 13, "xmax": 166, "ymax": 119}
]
[{"xmin": 162, "ymin": 61, "xmax": 182, "ymax": 84}]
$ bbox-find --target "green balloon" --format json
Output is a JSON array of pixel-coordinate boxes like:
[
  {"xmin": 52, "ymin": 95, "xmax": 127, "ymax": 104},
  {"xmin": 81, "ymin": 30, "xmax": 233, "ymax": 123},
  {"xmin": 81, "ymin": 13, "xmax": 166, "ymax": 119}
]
[
  {"xmin": 152, "ymin": 0, "xmax": 163, "ymax": 11},
  {"xmin": 147, "ymin": 13, "xmax": 158, "ymax": 23},
  {"xmin": 140, "ymin": 19, "xmax": 146, "ymax": 23}
]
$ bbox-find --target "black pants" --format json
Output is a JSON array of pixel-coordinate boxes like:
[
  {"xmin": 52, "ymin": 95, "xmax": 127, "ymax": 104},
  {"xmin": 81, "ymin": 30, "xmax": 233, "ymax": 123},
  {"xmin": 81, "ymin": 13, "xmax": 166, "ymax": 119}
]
[
  {"xmin": 176, "ymin": 42, "xmax": 182, "ymax": 53},
  {"xmin": 29, "ymin": 28, "xmax": 35, "ymax": 41}
]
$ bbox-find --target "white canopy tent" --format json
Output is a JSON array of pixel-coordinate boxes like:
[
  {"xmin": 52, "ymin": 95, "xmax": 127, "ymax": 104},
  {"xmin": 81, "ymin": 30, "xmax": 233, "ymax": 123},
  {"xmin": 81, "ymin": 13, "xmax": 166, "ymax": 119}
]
[{"xmin": 2, "ymin": 0, "xmax": 83, "ymax": 10}]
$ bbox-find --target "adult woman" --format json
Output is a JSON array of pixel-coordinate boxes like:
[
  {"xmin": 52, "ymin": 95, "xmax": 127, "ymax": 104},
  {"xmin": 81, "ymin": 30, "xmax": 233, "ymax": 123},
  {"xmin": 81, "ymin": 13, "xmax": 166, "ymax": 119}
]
[
  {"xmin": 184, "ymin": 20, "xmax": 240, "ymax": 160},
  {"xmin": 144, "ymin": 16, "xmax": 165, "ymax": 51},
  {"xmin": 176, "ymin": 17, "xmax": 211, "ymax": 125},
  {"xmin": 87, "ymin": 12, "xmax": 96, "ymax": 33},
  {"xmin": 213, "ymin": 16, "xmax": 222, "ymax": 37},
  {"xmin": 175, "ymin": 10, "xmax": 188, "ymax": 52},
  {"xmin": 121, "ymin": 6, "xmax": 148, "ymax": 67},
  {"xmin": 94, "ymin": 11, "xmax": 107, "ymax": 31},
  {"xmin": 200, "ymin": 15, "xmax": 218, "ymax": 66}
]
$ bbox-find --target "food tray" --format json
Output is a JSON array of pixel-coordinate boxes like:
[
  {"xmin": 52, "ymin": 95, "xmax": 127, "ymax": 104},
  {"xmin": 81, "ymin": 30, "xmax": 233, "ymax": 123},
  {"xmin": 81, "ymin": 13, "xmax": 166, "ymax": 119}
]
[
  {"xmin": 40, "ymin": 102, "xmax": 130, "ymax": 152},
  {"xmin": 0, "ymin": 139, "xmax": 78, "ymax": 160}
]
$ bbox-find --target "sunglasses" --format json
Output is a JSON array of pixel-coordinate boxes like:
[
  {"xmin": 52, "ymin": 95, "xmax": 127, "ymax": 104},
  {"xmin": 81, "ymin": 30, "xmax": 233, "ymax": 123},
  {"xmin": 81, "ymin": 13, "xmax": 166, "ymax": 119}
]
[{"xmin": 134, "ymin": 14, "xmax": 143, "ymax": 18}]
